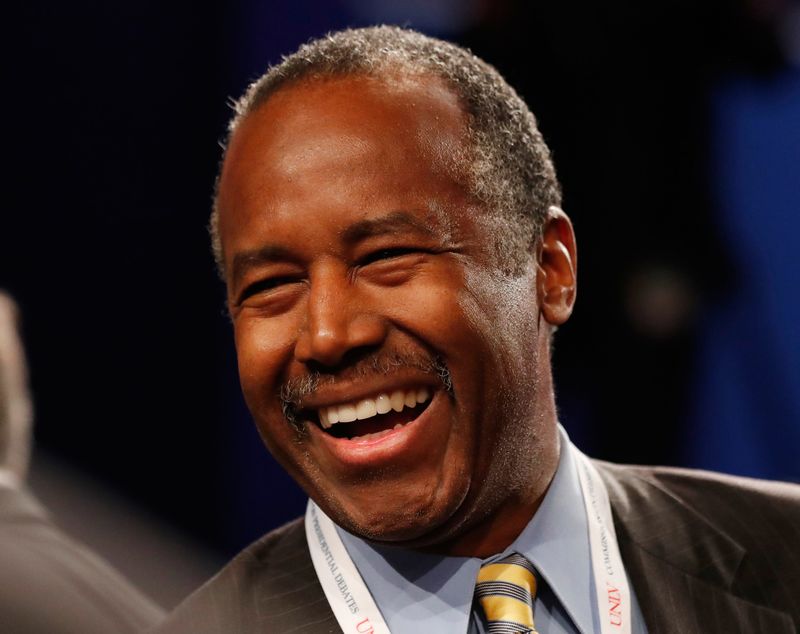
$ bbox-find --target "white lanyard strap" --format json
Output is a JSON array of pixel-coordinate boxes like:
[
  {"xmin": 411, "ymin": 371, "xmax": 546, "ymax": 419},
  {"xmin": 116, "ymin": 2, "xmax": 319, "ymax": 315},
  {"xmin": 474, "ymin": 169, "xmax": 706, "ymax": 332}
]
[
  {"xmin": 573, "ymin": 447, "xmax": 632, "ymax": 634},
  {"xmin": 305, "ymin": 501, "xmax": 392, "ymax": 634}
]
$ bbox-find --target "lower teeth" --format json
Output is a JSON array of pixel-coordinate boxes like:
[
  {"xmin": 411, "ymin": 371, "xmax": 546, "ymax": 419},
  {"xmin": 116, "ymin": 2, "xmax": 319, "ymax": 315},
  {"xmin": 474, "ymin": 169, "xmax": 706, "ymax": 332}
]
[{"xmin": 354, "ymin": 422, "xmax": 406, "ymax": 440}]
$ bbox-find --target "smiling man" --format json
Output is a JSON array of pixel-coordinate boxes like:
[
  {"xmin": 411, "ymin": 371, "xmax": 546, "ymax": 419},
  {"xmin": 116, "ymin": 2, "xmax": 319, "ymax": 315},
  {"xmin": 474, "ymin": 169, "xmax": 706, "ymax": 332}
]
[{"xmin": 156, "ymin": 27, "xmax": 800, "ymax": 634}]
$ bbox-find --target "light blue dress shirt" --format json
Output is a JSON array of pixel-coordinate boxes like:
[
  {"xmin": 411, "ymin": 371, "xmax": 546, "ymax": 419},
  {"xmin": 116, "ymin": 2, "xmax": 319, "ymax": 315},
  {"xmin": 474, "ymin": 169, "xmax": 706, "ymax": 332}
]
[{"xmin": 337, "ymin": 426, "xmax": 648, "ymax": 633}]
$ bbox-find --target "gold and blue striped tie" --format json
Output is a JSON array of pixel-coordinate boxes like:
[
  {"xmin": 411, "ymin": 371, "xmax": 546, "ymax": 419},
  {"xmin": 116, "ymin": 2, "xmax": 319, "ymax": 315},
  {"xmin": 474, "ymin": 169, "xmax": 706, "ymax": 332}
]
[{"xmin": 475, "ymin": 553, "xmax": 539, "ymax": 634}]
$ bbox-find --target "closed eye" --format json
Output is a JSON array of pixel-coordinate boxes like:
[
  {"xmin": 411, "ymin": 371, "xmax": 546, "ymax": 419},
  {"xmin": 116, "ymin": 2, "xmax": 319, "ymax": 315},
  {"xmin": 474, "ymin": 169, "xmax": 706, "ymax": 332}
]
[
  {"xmin": 358, "ymin": 247, "xmax": 422, "ymax": 266},
  {"xmin": 238, "ymin": 275, "xmax": 301, "ymax": 302}
]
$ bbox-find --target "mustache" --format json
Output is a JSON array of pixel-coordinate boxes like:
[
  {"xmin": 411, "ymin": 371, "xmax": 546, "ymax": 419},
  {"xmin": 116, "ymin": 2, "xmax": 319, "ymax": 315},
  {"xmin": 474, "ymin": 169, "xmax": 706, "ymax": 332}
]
[{"xmin": 280, "ymin": 351, "xmax": 453, "ymax": 429}]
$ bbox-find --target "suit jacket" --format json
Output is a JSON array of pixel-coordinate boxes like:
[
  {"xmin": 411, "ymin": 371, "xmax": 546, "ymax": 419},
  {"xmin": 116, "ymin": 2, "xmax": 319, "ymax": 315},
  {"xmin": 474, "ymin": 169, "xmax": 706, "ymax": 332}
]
[
  {"xmin": 154, "ymin": 463, "xmax": 800, "ymax": 633},
  {"xmin": 0, "ymin": 485, "xmax": 165, "ymax": 634}
]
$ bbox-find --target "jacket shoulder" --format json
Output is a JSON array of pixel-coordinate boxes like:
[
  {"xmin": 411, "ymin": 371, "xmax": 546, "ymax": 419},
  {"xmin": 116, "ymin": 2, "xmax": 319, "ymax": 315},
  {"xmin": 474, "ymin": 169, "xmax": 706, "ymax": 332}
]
[
  {"xmin": 596, "ymin": 461, "xmax": 800, "ymax": 627},
  {"xmin": 154, "ymin": 517, "xmax": 340, "ymax": 633},
  {"xmin": 598, "ymin": 461, "xmax": 800, "ymax": 537}
]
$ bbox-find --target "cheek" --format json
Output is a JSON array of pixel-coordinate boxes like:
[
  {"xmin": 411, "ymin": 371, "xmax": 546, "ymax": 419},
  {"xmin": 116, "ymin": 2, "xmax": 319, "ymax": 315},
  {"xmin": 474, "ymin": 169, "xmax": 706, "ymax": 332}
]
[
  {"xmin": 377, "ymin": 267, "xmax": 475, "ymax": 347},
  {"xmin": 460, "ymin": 268, "xmax": 539, "ymax": 373},
  {"xmin": 233, "ymin": 314, "xmax": 297, "ymax": 410},
  {"xmin": 453, "ymin": 269, "xmax": 541, "ymax": 452},
  {"xmin": 375, "ymin": 274, "xmax": 490, "ymax": 441},
  {"xmin": 233, "ymin": 316, "xmax": 311, "ymax": 476}
]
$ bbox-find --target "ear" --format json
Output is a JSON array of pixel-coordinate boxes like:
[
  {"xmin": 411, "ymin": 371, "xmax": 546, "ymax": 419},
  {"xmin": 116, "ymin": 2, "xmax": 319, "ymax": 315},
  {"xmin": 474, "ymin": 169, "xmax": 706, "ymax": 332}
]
[{"xmin": 537, "ymin": 206, "xmax": 577, "ymax": 326}]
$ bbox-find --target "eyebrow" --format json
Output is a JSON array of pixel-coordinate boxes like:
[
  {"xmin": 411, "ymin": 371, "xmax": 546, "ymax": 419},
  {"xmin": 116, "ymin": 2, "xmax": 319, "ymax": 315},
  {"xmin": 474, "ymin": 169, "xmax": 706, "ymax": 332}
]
[
  {"xmin": 230, "ymin": 244, "xmax": 296, "ymax": 286},
  {"xmin": 229, "ymin": 210, "xmax": 439, "ymax": 285},
  {"xmin": 341, "ymin": 210, "xmax": 438, "ymax": 244}
]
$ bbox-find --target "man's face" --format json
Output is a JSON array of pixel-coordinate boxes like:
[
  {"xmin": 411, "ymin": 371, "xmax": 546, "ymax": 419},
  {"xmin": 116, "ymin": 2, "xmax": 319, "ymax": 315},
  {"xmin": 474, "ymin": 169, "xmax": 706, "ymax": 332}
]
[{"xmin": 217, "ymin": 74, "xmax": 555, "ymax": 550}]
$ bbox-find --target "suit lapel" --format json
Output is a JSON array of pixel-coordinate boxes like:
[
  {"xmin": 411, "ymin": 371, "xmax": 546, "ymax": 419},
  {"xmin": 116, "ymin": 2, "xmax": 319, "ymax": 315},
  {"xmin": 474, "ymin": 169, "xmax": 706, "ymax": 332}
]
[
  {"xmin": 252, "ymin": 518, "xmax": 342, "ymax": 633},
  {"xmin": 596, "ymin": 462, "xmax": 794, "ymax": 634}
]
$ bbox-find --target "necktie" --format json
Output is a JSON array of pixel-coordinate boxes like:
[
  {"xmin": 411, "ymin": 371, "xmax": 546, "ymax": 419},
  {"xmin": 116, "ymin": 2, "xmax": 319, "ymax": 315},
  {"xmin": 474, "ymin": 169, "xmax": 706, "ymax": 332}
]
[{"xmin": 475, "ymin": 553, "xmax": 539, "ymax": 633}]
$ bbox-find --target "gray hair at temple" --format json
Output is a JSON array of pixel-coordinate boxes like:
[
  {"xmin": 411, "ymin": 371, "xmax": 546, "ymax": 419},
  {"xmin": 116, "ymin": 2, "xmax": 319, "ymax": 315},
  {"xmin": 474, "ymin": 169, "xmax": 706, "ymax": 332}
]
[
  {"xmin": 0, "ymin": 292, "xmax": 33, "ymax": 483},
  {"xmin": 209, "ymin": 25, "xmax": 562, "ymax": 276}
]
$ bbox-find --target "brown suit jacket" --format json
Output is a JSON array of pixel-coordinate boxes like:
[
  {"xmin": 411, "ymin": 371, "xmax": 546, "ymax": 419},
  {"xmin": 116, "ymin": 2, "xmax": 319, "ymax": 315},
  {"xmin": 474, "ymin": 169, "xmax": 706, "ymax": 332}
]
[{"xmin": 155, "ymin": 463, "xmax": 800, "ymax": 633}]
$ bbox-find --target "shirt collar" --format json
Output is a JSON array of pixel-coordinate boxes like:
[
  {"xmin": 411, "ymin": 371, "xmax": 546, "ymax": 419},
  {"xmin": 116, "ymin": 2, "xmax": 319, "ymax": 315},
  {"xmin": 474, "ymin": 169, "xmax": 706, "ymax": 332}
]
[
  {"xmin": 503, "ymin": 426, "xmax": 594, "ymax": 633},
  {"xmin": 338, "ymin": 425, "xmax": 594, "ymax": 634}
]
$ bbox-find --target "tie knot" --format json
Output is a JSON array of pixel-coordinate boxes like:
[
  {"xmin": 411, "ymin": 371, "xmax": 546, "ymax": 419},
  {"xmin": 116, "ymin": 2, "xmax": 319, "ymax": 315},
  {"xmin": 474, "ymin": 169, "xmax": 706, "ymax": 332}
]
[{"xmin": 475, "ymin": 554, "xmax": 539, "ymax": 633}]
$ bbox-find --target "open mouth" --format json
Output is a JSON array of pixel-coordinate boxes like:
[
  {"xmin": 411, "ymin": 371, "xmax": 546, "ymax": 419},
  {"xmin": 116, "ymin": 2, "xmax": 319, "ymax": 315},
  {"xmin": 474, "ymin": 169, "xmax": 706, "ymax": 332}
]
[{"xmin": 307, "ymin": 388, "xmax": 433, "ymax": 440}]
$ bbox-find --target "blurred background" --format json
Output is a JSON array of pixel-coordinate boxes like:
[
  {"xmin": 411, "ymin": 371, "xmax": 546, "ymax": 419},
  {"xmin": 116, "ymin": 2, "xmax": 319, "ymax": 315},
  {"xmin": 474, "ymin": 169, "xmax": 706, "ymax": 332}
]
[{"xmin": 3, "ymin": 0, "xmax": 799, "ymax": 609}]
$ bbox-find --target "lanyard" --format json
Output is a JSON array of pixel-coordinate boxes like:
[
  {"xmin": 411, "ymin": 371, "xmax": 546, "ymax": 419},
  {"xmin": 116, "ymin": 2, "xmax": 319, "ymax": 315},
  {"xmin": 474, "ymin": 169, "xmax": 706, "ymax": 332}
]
[
  {"xmin": 573, "ymin": 448, "xmax": 632, "ymax": 634},
  {"xmin": 306, "ymin": 444, "xmax": 631, "ymax": 634},
  {"xmin": 305, "ymin": 502, "xmax": 391, "ymax": 634}
]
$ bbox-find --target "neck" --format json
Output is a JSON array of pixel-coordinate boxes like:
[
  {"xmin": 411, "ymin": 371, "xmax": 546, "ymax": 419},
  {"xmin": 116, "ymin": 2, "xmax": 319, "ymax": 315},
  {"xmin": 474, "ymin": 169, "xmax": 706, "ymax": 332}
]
[{"xmin": 423, "ymin": 422, "xmax": 561, "ymax": 558}]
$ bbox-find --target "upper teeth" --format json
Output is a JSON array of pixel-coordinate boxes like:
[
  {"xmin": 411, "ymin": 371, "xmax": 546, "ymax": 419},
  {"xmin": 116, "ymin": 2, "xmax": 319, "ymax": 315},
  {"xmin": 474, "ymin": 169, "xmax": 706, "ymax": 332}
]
[{"xmin": 318, "ymin": 388, "xmax": 431, "ymax": 429}]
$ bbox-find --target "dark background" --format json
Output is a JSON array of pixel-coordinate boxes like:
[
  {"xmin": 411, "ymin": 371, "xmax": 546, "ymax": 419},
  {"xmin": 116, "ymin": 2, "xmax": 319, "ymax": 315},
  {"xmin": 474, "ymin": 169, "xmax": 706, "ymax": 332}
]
[{"xmin": 3, "ymin": 0, "xmax": 799, "ymax": 576}]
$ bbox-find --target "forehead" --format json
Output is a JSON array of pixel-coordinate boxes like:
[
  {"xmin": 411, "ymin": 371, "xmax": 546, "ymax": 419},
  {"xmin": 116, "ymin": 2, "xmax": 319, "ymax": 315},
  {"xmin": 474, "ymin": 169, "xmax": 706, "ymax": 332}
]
[
  {"xmin": 217, "ymin": 74, "xmax": 472, "ymax": 230},
  {"xmin": 229, "ymin": 71, "xmax": 468, "ymax": 166}
]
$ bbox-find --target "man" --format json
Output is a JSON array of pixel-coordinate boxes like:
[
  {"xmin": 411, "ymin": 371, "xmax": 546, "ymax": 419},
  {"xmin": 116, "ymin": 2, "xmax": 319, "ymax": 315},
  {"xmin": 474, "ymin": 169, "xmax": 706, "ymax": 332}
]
[
  {"xmin": 0, "ymin": 291, "xmax": 165, "ymax": 633},
  {"xmin": 156, "ymin": 27, "xmax": 800, "ymax": 633}
]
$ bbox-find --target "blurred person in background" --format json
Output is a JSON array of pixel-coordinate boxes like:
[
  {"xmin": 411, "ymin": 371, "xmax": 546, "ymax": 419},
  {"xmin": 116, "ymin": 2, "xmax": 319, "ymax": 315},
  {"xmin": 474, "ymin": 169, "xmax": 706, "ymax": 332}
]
[
  {"xmin": 155, "ymin": 27, "xmax": 800, "ymax": 634},
  {"xmin": 0, "ymin": 291, "xmax": 164, "ymax": 633}
]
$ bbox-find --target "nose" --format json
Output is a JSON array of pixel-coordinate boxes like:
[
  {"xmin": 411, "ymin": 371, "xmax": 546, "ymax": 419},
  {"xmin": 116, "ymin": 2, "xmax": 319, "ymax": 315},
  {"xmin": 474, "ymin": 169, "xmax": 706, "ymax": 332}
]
[{"xmin": 294, "ymin": 265, "xmax": 388, "ymax": 368}]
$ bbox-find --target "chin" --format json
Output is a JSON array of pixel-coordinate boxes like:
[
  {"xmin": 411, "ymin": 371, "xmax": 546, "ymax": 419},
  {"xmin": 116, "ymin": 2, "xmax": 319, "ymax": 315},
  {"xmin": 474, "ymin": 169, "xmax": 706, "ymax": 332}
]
[{"xmin": 324, "ymin": 480, "xmax": 470, "ymax": 547}]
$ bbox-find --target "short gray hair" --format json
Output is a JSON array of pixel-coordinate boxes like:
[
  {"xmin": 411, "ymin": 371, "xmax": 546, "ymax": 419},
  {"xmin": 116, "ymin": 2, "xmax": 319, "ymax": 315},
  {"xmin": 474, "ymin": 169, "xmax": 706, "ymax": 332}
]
[
  {"xmin": 0, "ymin": 292, "xmax": 32, "ymax": 481},
  {"xmin": 210, "ymin": 25, "xmax": 561, "ymax": 276}
]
